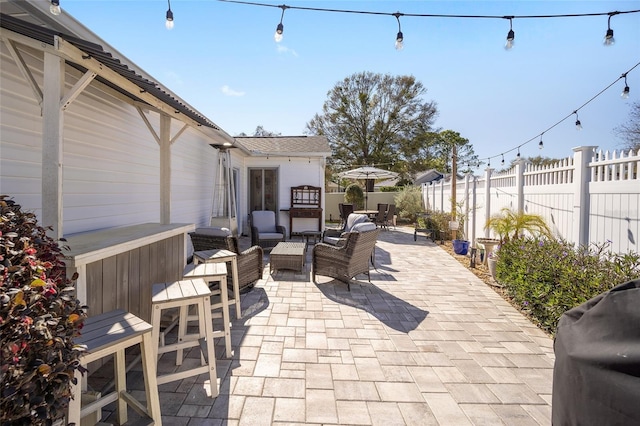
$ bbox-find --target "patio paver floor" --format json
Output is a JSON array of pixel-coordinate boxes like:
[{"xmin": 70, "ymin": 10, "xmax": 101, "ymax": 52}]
[{"xmin": 89, "ymin": 227, "xmax": 554, "ymax": 425}]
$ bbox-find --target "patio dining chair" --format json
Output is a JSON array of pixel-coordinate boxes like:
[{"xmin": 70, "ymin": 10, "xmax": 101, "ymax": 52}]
[
  {"xmin": 384, "ymin": 204, "xmax": 396, "ymax": 229},
  {"xmin": 338, "ymin": 203, "xmax": 354, "ymax": 227},
  {"xmin": 374, "ymin": 203, "xmax": 388, "ymax": 228}
]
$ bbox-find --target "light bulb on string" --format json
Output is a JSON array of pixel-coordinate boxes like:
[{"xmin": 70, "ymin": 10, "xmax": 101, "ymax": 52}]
[
  {"xmin": 603, "ymin": 13, "xmax": 616, "ymax": 46},
  {"xmin": 501, "ymin": 154, "xmax": 505, "ymax": 165},
  {"xmin": 539, "ymin": 135, "xmax": 544, "ymax": 149},
  {"xmin": 574, "ymin": 111, "xmax": 582, "ymax": 130},
  {"xmin": 621, "ymin": 74, "xmax": 630, "ymax": 99},
  {"xmin": 274, "ymin": 5, "xmax": 288, "ymax": 43},
  {"xmin": 504, "ymin": 17, "xmax": 515, "ymax": 50},
  {"xmin": 50, "ymin": 0, "xmax": 61, "ymax": 15},
  {"xmin": 516, "ymin": 147, "xmax": 521, "ymax": 158},
  {"xmin": 165, "ymin": 0, "xmax": 174, "ymax": 30},
  {"xmin": 393, "ymin": 12, "xmax": 404, "ymax": 50}
]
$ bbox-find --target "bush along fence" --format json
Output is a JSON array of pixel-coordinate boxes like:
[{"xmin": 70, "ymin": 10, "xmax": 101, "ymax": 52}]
[
  {"xmin": 424, "ymin": 146, "xmax": 640, "ymax": 257},
  {"xmin": 495, "ymin": 237, "xmax": 640, "ymax": 335}
]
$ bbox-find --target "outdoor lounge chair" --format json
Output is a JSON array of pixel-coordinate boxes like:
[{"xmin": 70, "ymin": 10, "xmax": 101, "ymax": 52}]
[
  {"xmin": 189, "ymin": 227, "xmax": 263, "ymax": 293},
  {"xmin": 250, "ymin": 210, "xmax": 286, "ymax": 249},
  {"xmin": 312, "ymin": 225, "xmax": 380, "ymax": 291},
  {"xmin": 322, "ymin": 212, "xmax": 370, "ymax": 245}
]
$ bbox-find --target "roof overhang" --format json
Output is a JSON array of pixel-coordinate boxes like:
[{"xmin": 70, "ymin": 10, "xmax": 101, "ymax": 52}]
[{"xmin": 0, "ymin": 1, "xmax": 235, "ymax": 146}]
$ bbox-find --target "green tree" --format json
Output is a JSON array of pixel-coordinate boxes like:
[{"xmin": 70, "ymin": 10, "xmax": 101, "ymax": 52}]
[
  {"xmin": 422, "ymin": 130, "xmax": 478, "ymax": 175},
  {"xmin": 305, "ymin": 71, "xmax": 439, "ymax": 176},
  {"xmin": 615, "ymin": 101, "xmax": 640, "ymax": 151},
  {"xmin": 236, "ymin": 125, "xmax": 281, "ymax": 137},
  {"xmin": 501, "ymin": 155, "xmax": 564, "ymax": 172}
]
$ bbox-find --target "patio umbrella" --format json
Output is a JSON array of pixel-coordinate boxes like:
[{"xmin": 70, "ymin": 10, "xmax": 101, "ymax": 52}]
[{"xmin": 338, "ymin": 166, "xmax": 398, "ymax": 210}]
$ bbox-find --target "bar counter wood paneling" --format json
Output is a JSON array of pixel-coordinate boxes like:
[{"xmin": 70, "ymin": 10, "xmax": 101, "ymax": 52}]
[{"xmin": 64, "ymin": 223, "xmax": 195, "ymax": 321}]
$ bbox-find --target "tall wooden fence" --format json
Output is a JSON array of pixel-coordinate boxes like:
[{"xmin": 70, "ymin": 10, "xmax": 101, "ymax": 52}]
[{"xmin": 424, "ymin": 146, "xmax": 640, "ymax": 255}]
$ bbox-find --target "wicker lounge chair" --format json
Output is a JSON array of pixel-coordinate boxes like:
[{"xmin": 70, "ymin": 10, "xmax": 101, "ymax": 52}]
[
  {"xmin": 250, "ymin": 210, "xmax": 286, "ymax": 249},
  {"xmin": 189, "ymin": 228, "xmax": 263, "ymax": 293},
  {"xmin": 312, "ymin": 226, "xmax": 380, "ymax": 291},
  {"xmin": 322, "ymin": 212, "xmax": 370, "ymax": 245}
]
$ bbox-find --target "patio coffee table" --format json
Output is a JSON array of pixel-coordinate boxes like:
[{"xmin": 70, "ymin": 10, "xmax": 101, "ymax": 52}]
[{"xmin": 270, "ymin": 242, "xmax": 306, "ymax": 273}]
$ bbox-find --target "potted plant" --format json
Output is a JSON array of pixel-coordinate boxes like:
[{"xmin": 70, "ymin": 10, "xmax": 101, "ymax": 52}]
[
  {"xmin": 1, "ymin": 196, "xmax": 87, "ymax": 425},
  {"xmin": 484, "ymin": 207, "xmax": 553, "ymax": 280},
  {"xmin": 451, "ymin": 201, "xmax": 470, "ymax": 255},
  {"xmin": 451, "ymin": 220, "xmax": 469, "ymax": 255}
]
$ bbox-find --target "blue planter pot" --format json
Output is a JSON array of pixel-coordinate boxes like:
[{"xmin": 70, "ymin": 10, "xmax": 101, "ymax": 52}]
[{"xmin": 453, "ymin": 239, "xmax": 469, "ymax": 255}]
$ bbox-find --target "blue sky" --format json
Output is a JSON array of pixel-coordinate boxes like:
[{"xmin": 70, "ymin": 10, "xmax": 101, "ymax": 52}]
[{"xmin": 61, "ymin": 1, "xmax": 639, "ymax": 167}]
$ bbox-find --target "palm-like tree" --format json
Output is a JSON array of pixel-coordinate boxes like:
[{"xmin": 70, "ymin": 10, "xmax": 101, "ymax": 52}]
[{"xmin": 485, "ymin": 208, "xmax": 552, "ymax": 244}]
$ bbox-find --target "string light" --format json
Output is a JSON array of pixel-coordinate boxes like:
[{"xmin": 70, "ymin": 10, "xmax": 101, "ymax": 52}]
[
  {"xmin": 505, "ymin": 17, "xmax": 515, "ymax": 50},
  {"xmin": 49, "ymin": 0, "xmax": 61, "ymax": 16},
  {"xmin": 516, "ymin": 147, "xmax": 521, "ymax": 158},
  {"xmin": 274, "ymin": 5, "xmax": 289, "ymax": 43},
  {"xmin": 393, "ymin": 12, "xmax": 404, "ymax": 50},
  {"xmin": 501, "ymin": 154, "xmax": 505, "ymax": 165},
  {"xmin": 621, "ymin": 73, "xmax": 630, "ymax": 99},
  {"xmin": 217, "ymin": 1, "xmax": 639, "ymax": 47},
  {"xmin": 165, "ymin": 0, "xmax": 174, "ymax": 30},
  {"xmin": 603, "ymin": 12, "xmax": 618, "ymax": 46},
  {"xmin": 574, "ymin": 111, "xmax": 582, "ymax": 130},
  {"xmin": 538, "ymin": 134, "xmax": 544, "ymax": 149}
]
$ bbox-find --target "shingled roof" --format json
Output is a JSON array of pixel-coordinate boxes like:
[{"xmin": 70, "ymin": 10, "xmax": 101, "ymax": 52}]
[{"xmin": 235, "ymin": 136, "xmax": 332, "ymax": 156}]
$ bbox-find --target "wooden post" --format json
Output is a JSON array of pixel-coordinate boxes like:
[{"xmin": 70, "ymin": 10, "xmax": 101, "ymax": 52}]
[{"xmin": 42, "ymin": 52, "xmax": 65, "ymax": 239}]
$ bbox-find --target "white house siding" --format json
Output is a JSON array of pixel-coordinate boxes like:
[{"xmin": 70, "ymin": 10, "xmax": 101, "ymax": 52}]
[
  {"xmin": 1, "ymin": 42, "xmax": 217, "ymax": 235},
  {"xmin": 170, "ymin": 127, "xmax": 217, "ymax": 228},
  {"xmin": 243, "ymin": 156, "xmax": 325, "ymax": 237},
  {"xmin": 0, "ymin": 43, "xmax": 45, "ymax": 215}
]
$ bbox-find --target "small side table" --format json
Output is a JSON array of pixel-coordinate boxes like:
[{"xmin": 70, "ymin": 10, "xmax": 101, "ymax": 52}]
[
  {"xmin": 194, "ymin": 249, "xmax": 242, "ymax": 319},
  {"xmin": 299, "ymin": 230, "xmax": 322, "ymax": 248}
]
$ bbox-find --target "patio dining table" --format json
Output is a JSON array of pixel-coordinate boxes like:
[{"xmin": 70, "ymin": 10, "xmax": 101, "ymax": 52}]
[{"xmin": 354, "ymin": 209, "xmax": 379, "ymax": 220}]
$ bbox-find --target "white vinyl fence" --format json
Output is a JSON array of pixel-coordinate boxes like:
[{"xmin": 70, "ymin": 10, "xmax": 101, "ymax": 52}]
[{"xmin": 424, "ymin": 146, "xmax": 640, "ymax": 256}]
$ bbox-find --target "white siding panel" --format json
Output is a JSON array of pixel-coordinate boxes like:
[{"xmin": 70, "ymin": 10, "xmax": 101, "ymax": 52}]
[
  {"xmin": 2, "ymin": 43, "xmax": 219, "ymax": 235},
  {"xmin": 60, "ymin": 78, "xmax": 161, "ymax": 234},
  {"xmin": 170, "ymin": 127, "xmax": 216, "ymax": 227},
  {"xmin": 1, "ymin": 44, "xmax": 45, "ymax": 216}
]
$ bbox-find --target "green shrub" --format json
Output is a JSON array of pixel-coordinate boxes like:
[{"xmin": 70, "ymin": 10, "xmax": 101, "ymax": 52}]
[
  {"xmin": 394, "ymin": 186, "xmax": 424, "ymax": 223},
  {"xmin": 344, "ymin": 184, "xmax": 364, "ymax": 209},
  {"xmin": 496, "ymin": 237, "xmax": 640, "ymax": 335},
  {"xmin": 379, "ymin": 186, "xmax": 402, "ymax": 192},
  {"xmin": 1, "ymin": 196, "xmax": 87, "ymax": 425}
]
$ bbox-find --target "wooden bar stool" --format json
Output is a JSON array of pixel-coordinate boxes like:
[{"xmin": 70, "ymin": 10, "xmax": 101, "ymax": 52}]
[
  {"xmin": 193, "ymin": 249, "xmax": 242, "ymax": 319},
  {"xmin": 67, "ymin": 309, "xmax": 162, "ymax": 426},
  {"xmin": 182, "ymin": 262, "xmax": 232, "ymax": 358},
  {"xmin": 151, "ymin": 278, "xmax": 218, "ymax": 397}
]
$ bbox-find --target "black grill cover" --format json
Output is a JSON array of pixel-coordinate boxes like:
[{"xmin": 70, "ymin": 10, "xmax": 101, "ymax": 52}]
[{"xmin": 552, "ymin": 278, "xmax": 640, "ymax": 425}]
